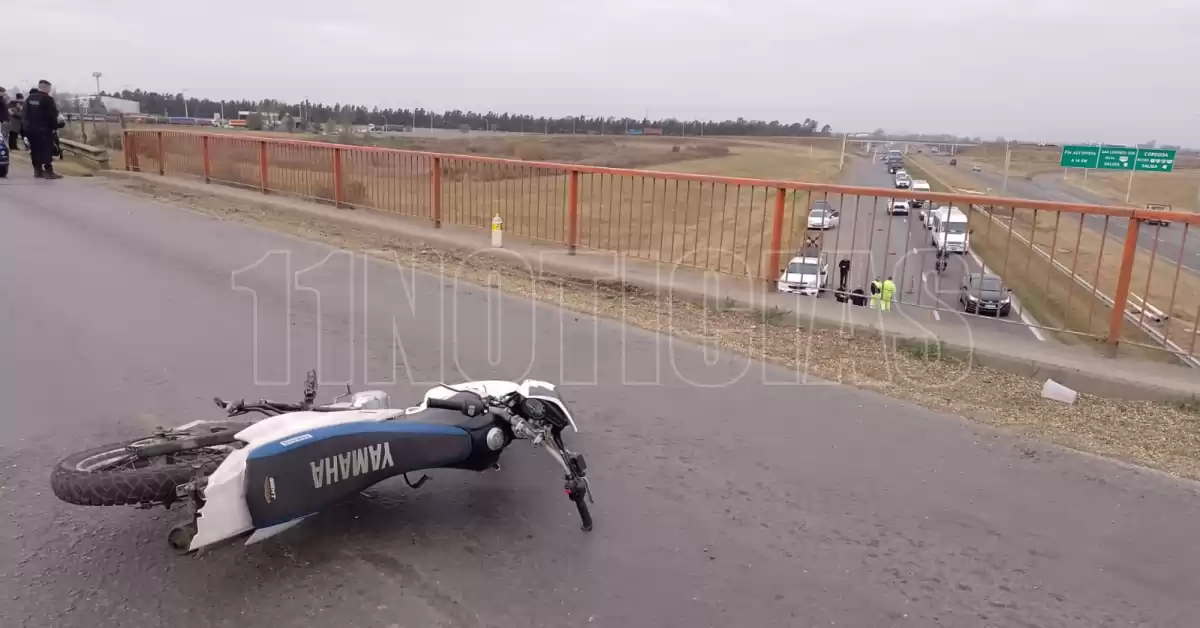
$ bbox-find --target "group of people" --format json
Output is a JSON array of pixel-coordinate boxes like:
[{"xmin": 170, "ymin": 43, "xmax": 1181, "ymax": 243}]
[
  {"xmin": 0, "ymin": 80, "xmax": 65, "ymax": 179},
  {"xmin": 834, "ymin": 257, "xmax": 897, "ymax": 310}
]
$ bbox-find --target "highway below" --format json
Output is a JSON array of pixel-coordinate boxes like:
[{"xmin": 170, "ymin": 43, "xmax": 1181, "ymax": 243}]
[
  {"xmin": 2, "ymin": 172, "xmax": 1199, "ymax": 627},
  {"xmin": 926, "ymin": 153, "xmax": 1200, "ymax": 276},
  {"xmin": 802, "ymin": 156, "xmax": 1045, "ymax": 341}
]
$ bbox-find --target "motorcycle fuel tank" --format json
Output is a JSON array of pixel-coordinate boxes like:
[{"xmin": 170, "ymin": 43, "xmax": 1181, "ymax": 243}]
[{"xmin": 243, "ymin": 422, "xmax": 474, "ymax": 528}]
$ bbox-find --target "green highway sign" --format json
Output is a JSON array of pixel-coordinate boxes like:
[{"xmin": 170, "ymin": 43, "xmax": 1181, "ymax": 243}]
[
  {"xmin": 1060, "ymin": 145, "xmax": 1099, "ymax": 168},
  {"xmin": 1134, "ymin": 148, "xmax": 1176, "ymax": 172},
  {"xmin": 1059, "ymin": 145, "xmax": 1176, "ymax": 172},
  {"xmin": 1098, "ymin": 146, "xmax": 1137, "ymax": 170}
]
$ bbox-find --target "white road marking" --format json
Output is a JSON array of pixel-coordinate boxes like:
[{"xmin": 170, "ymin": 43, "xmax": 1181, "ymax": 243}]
[{"xmin": 932, "ymin": 310, "xmax": 941, "ymax": 321}]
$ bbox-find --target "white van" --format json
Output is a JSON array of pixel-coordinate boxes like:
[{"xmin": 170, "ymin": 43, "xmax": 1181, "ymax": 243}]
[{"xmin": 931, "ymin": 206, "xmax": 970, "ymax": 252}]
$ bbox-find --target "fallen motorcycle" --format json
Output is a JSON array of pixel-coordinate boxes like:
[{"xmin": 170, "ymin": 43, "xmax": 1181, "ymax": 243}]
[{"xmin": 51, "ymin": 371, "xmax": 592, "ymax": 552}]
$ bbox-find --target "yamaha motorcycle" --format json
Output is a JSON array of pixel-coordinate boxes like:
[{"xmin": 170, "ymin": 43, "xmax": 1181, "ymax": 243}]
[{"xmin": 51, "ymin": 372, "xmax": 593, "ymax": 553}]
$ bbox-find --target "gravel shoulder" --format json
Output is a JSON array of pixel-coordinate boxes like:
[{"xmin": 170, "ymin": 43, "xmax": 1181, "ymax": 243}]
[{"xmin": 105, "ymin": 177, "xmax": 1200, "ymax": 481}]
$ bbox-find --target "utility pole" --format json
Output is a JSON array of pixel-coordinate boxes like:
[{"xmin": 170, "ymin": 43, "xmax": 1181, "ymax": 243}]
[
  {"xmin": 839, "ymin": 133, "xmax": 848, "ymax": 170},
  {"xmin": 1002, "ymin": 142, "xmax": 1012, "ymax": 195},
  {"xmin": 92, "ymin": 71, "xmax": 102, "ymax": 97}
]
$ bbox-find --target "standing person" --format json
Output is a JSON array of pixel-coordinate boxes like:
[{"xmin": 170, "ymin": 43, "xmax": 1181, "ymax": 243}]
[
  {"xmin": 881, "ymin": 276, "xmax": 897, "ymax": 311},
  {"xmin": 8, "ymin": 93, "xmax": 24, "ymax": 150},
  {"xmin": 24, "ymin": 80, "xmax": 63, "ymax": 179},
  {"xmin": 870, "ymin": 277, "xmax": 882, "ymax": 309},
  {"xmin": 838, "ymin": 257, "xmax": 851, "ymax": 293}
]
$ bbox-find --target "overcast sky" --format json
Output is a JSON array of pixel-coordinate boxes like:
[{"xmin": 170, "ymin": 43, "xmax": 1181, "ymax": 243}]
[{"xmin": 4, "ymin": 0, "xmax": 1198, "ymax": 146}]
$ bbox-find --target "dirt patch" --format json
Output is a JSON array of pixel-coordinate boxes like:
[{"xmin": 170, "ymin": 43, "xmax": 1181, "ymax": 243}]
[{"xmin": 103, "ymin": 176, "xmax": 1200, "ymax": 481}]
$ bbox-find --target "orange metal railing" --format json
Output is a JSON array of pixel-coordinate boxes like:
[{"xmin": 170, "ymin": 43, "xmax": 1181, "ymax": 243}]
[{"xmin": 123, "ymin": 129, "xmax": 1200, "ymax": 366}]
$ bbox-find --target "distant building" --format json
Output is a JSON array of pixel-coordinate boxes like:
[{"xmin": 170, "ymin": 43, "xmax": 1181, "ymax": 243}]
[{"xmin": 99, "ymin": 96, "xmax": 141, "ymax": 115}]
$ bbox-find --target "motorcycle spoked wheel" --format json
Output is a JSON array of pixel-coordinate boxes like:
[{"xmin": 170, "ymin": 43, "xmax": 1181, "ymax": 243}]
[{"xmin": 51, "ymin": 437, "xmax": 229, "ymax": 507}]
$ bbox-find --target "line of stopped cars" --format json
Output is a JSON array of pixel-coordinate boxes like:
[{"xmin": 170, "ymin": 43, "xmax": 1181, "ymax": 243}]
[{"xmin": 778, "ymin": 149, "xmax": 1013, "ymax": 316}]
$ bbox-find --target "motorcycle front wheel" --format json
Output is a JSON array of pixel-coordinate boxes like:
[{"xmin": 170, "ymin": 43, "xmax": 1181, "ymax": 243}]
[{"xmin": 51, "ymin": 437, "xmax": 229, "ymax": 507}]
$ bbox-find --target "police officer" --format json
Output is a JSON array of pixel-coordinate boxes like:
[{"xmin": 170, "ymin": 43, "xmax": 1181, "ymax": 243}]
[
  {"xmin": 25, "ymin": 80, "xmax": 63, "ymax": 179},
  {"xmin": 838, "ymin": 257, "xmax": 851, "ymax": 293},
  {"xmin": 870, "ymin": 277, "xmax": 882, "ymax": 309}
]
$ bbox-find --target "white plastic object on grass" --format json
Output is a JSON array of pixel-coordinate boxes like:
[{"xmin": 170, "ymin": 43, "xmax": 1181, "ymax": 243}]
[{"xmin": 1041, "ymin": 379, "xmax": 1077, "ymax": 405}]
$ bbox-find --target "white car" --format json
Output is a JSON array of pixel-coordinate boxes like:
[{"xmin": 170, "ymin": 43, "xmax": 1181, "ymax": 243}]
[
  {"xmin": 777, "ymin": 256, "xmax": 829, "ymax": 296},
  {"xmin": 894, "ymin": 175, "xmax": 912, "ymax": 189},
  {"xmin": 909, "ymin": 180, "xmax": 931, "ymax": 207},
  {"xmin": 887, "ymin": 199, "xmax": 911, "ymax": 216},
  {"xmin": 807, "ymin": 208, "xmax": 840, "ymax": 230},
  {"xmin": 971, "ymin": 164, "xmax": 982, "ymax": 172}
]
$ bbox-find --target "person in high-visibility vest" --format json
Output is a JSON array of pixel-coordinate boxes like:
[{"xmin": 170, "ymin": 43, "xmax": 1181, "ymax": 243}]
[
  {"xmin": 869, "ymin": 277, "xmax": 882, "ymax": 309},
  {"xmin": 881, "ymin": 276, "xmax": 897, "ymax": 311}
]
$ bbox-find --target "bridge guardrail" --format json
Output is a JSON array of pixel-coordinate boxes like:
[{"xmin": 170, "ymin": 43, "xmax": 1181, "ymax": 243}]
[{"xmin": 122, "ymin": 129, "xmax": 1200, "ymax": 366}]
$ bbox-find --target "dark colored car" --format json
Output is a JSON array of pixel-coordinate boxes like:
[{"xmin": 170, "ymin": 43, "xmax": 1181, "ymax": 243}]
[{"xmin": 960, "ymin": 274, "xmax": 1012, "ymax": 316}]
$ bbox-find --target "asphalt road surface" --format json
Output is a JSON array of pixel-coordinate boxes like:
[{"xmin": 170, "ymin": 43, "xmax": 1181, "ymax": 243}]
[
  {"xmin": 928, "ymin": 154, "xmax": 1200, "ymax": 276},
  {"xmin": 801, "ymin": 156, "xmax": 1044, "ymax": 341},
  {"xmin": 2, "ymin": 173, "xmax": 1199, "ymax": 627}
]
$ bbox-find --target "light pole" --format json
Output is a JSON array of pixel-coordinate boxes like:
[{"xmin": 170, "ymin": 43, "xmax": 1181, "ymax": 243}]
[
  {"xmin": 181, "ymin": 89, "xmax": 189, "ymax": 118},
  {"xmin": 92, "ymin": 72, "xmax": 102, "ymax": 96}
]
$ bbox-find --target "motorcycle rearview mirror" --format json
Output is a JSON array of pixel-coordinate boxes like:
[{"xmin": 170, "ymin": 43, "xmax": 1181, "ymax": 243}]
[{"xmin": 333, "ymin": 382, "xmax": 354, "ymax": 403}]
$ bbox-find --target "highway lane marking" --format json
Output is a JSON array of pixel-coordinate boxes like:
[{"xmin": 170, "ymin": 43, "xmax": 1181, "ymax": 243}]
[
  {"xmin": 932, "ymin": 310, "xmax": 941, "ymax": 321},
  {"xmin": 967, "ymin": 249, "xmax": 1047, "ymax": 342}
]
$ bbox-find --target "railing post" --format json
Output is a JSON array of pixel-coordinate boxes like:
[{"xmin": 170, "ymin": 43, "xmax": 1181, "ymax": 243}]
[
  {"xmin": 122, "ymin": 131, "xmax": 131, "ymax": 171},
  {"xmin": 332, "ymin": 148, "xmax": 344, "ymax": 207},
  {"xmin": 201, "ymin": 135, "xmax": 211, "ymax": 183},
  {"xmin": 766, "ymin": 187, "xmax": 787, "ymax": 281},
  {"xmin": 432, "ymin": 156, "xmax": 442, "ymax": 227},
  {"xmin": 127, "ymin": 131, "xmax": 140, "ymax": 172},
  {"xmin": 1107, "ymin": 217, "xmax": 1141, "ymax": 356},
  {"xmin": 156, "ymin": 131, "xmax": 164, "ymax": 176},
  {"xmin": 258, "ymin": 140, "xmax": 268, "ymax": 194},
  {"xmin": 567, "ymin": 169, "xmax": 580, "ymax": 254}
]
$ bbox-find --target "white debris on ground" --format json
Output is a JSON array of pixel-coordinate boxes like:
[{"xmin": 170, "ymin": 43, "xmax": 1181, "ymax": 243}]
[{"xmin": 1042, "ymin": 379, "xmax": 1078, "ymax": 405}]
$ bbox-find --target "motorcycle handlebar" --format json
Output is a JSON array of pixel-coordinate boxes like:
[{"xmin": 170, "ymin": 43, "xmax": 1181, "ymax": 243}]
[{"xmin": 426, "ymin": 393, "xmax": 486, "ymax": 417}]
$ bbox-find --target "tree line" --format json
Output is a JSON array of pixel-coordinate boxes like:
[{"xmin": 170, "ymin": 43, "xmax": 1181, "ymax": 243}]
[{"xmin": 89, "ymin": 88, "xmax": 835, "ymax": 137}]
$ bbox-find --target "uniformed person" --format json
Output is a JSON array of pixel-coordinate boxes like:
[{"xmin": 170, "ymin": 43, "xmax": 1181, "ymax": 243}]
[
  {"xmin": 881, "ymin": 276, "xmax": 897, "ymax": 311},
  {"xmin": 24, "ymin": 80, "xmax": 63, "ymax": 179},
  {"xmin": 870, "ymin": 277, "xmax": 882, "ymax": 309}
]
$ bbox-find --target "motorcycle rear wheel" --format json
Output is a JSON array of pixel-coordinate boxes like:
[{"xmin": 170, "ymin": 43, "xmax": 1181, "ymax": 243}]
[{"xmin": 51, "ymin": 437, "xmax": 228, "ymax": 507}]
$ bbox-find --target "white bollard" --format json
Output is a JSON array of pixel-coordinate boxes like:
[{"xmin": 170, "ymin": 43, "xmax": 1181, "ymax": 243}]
[{"xmin": 491, "ymin": 214, "xmax": 504, "ymax": 247}]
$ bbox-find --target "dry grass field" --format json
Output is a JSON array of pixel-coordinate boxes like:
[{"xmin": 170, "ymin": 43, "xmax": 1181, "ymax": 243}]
[{"xmin": 129, "ymin": 130, "xmax": 844, "ymax": 279}]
